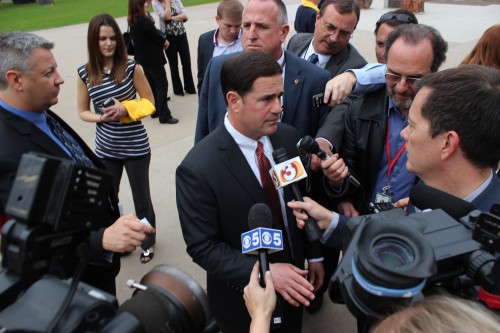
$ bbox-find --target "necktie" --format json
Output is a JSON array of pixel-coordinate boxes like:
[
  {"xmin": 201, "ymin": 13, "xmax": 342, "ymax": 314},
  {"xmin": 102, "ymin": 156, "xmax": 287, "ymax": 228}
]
[
  {"xmin": 256, "ymin": 141, "xmax": 283, "ymax": 226},
  {"xmin": 308, "ymin": 53, "xmax": 319, "ymax": 65},
  {"xmin": 46, "ymin": 114, "xmax": 95, "ymax": 167}
]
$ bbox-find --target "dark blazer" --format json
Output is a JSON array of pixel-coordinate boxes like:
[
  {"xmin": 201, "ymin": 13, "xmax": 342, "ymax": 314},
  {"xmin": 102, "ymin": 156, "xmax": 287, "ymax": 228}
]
[
  {"xmin": 294, "ymin": 5, "xmax": 317, "ymax": 33},
  {"xmin": 197, "ymin": 29, "xmax": 215, "ymax": 93},
  {"xmin": 176, "ymin": 122, "xmax": 321, "ymax": 331},
  {"xmin": 472, "ymin": 173, "xmax": 500, "ymax": 211},
  {"xmin": 195, "ymin": 50, "xmax": 331, "ymax": 143},
  {"xmin": 0, "ymin": 106, "xmax": 120, "ymax": 294},
  {"xmin": 287, "ymin": 33, "xmax": 367, "ymax": 77},
  {"xmin": 131, "ymin": 14, "xmax": 167, "ymax": 67}
]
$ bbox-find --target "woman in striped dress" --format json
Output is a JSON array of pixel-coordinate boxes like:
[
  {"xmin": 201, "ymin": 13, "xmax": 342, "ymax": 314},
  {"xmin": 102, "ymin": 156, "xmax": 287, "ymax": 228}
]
[{"xmin": 77, "ymin": 13, "xmax": 156, "ymax": 263}]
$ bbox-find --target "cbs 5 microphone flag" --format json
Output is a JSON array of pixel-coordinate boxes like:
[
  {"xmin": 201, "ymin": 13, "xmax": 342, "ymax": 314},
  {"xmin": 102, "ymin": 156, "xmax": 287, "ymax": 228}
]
[
  {"xmin": 270, "ymin": 156, "xmax": 307, "ymax": 189},
  {"xmin": 241, "ymin": 228, "xmax": 283, "ymax": 254}
]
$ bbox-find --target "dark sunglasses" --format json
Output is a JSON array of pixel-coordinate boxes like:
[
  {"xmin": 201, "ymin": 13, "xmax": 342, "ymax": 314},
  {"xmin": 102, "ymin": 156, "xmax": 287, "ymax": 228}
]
[{"xmin": 377, "ymin": 12, "xmax": 417, "ymax": 24}]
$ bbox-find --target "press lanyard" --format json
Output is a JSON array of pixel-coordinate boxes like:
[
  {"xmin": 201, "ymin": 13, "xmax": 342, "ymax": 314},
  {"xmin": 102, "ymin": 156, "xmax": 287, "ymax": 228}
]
[{"xmin": 385, "ymin": 118, "xmax": 406, "ymax": 180}]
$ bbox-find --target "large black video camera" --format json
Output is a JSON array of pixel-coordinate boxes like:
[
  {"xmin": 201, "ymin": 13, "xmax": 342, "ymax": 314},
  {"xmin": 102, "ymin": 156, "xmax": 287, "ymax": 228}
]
[
  {"xmin": 0, "ymin": 153, "xmax": 211, "ymax": 333},
  {"xmin": 329, "ymin": 183, "xmax": 500, "ymax": 328}
]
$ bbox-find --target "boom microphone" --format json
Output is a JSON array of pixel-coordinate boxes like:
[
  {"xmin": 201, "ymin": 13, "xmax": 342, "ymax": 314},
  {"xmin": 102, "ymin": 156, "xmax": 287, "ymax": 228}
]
[
  {"xmin": 409, "ymin": 183, "xmax": 476, "ymax": 220},
  {"xmin": 272, "ymin": 148, "xmax": 321, "ymax": 242},
  {"xmin": 298, "ymin": 135, "xmax": 360, "ymax": 188}
]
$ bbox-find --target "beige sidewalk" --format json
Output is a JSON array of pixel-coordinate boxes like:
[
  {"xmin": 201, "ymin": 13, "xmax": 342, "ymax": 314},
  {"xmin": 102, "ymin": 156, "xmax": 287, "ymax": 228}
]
[{"xmin": 30, "ymin": 0, "xmax": 500, "ymax": 331}]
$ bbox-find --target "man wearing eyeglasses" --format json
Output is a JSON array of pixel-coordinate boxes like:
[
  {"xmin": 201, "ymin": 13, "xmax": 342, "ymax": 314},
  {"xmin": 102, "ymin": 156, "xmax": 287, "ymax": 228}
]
[
  {"xmin": 319, "ymin": 24, "xmax": 448, "ymax": 217},
  {"xmin": 287, "ymin": 0, "xmax": 366, "ymax": 77}
]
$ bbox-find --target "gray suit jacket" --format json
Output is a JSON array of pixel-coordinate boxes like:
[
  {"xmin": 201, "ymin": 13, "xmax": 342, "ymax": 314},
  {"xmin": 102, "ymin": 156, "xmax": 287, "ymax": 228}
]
[{"xmin": 287, "ymin": 33, "xmax": 367, "ymax": 77}]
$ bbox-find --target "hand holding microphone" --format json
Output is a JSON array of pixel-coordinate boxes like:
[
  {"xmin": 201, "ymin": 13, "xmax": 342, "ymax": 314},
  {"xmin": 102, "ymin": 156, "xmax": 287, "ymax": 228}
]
[
  {"xmin": 298, "ymin": 135, "xmax": 361, "ymax": 188},
  {"xmin": 271, "ymin": 148, "xmax": 322, "ymax": 242}
]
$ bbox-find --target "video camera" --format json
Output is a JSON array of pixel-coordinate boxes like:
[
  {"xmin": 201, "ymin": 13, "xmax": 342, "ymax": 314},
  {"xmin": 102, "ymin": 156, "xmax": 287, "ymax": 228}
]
[
  {"xmin": 328, "ymin": 183, "xmax": 500, "ymax": 328},
  {"xmin": 0, "ymin": 153, "xmax": 211, "ymax": 333}
]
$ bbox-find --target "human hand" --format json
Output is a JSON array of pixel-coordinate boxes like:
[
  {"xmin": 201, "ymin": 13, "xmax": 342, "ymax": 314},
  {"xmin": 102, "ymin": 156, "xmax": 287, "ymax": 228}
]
[
  {"xmin": 287, "ymin": 197, "xmax": 333, "ymax": 231},
  {"xmin": 102, "ymin": 99, "xmax": 127, "ymax": 122},
  {"xmin": 324, "ymin": 72, "xmax": 356, "ymax": 107},
  {"xmin": 394, "ymin": 197, "xmax": 409, "ymax": 211},
  {"xmin": 163, "ymin": 40, "xmax": 169, "ymax": 49},
  {"xmin": 310, "ymin": 139, "xmax": 334, "ymax": 172},
  {"xmin": 307, "ymin": 261, "xmax": 324, "ymax": 292},
  {"xmin": 244, "ymin": 262, "xmax": 276, "ymax": 324},
  {"xmin": 102, "ymin": 214, "xmax": 156, "ymax": 253},
  {"xmin": 321, "ymin": 154, "xmax": 349, "ymax": 187},
  {"xmin": 269, "ymin": 263, "xmax": 314, "ymax": 307},
  {"xmin": 337, "ymin": 201, "xmax": 359, "ymax": 218}
]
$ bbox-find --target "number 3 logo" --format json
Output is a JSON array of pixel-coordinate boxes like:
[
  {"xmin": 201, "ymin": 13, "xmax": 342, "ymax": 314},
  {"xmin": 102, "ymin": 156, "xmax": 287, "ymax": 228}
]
[{"xmin": 281, "ymin": 162, "xmax": 297, "ymax": 181}]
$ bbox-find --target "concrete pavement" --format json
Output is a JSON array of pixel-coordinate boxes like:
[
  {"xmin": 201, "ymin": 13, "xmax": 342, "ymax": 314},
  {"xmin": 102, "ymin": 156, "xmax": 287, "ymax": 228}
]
[{"xmin": 29, "ymin": 0, "xmax": 500, "ymax": 331}]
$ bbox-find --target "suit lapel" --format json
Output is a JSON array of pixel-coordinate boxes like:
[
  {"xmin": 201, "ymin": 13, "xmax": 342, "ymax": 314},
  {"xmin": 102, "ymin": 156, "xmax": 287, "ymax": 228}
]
[{"xmin": 282, "ymin": 51, "xmax": 305, "ymax": 126}]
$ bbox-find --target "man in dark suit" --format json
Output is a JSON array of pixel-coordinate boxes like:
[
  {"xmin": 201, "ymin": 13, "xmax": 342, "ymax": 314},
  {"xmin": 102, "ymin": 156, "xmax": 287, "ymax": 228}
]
[
  {"xmin": 287, "ymin": 0, "xmax": 366, "ymax": 77},
  {"xmin": 0, "ymin": 32, "xmax": 154, "ymax": 294},
  {"xmin": 196, "ymin": 0, "xmax": 243, "ymax": 93},
  {"xmin": 289, "ymin": 65, "xmax": 500, "ymax": 245},
  {"xmin": 177, "ymin": 52, "xmax": 324, "ymax": 333},
  {"xmin": 195, "ymin": 0, "xmax": 331, "ymax": 144}
]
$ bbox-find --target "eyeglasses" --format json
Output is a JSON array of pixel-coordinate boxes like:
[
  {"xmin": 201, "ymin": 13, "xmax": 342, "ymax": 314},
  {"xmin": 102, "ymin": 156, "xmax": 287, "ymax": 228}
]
[
  {"xmin": 321, "ymin": 18, "xmax": 352, "ymax": 39},
  {"xmin": 384, "ymin": 69, "xmax": 422, "ymax": 86},
  {"xmin": 377, "ymin": 12, "xmax": 417, "ymax": 24}
]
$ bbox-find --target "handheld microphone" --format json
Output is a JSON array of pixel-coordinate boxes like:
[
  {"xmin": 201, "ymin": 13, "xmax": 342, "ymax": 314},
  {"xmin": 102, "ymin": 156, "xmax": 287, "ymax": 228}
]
[
  {"xmin": 242, "ymin": 203, "xmax": 284, "ymax": 329},
  {"xmin": 271, "ymin": 148, "xmax": 322, "ymax": 242},
  {"xmin": 409, "ymin": 183, "xmax": 476, "ymax": 220},
  {"xmin": 298, "ymin": 135, "xmax": 361, "ymax": 188}
]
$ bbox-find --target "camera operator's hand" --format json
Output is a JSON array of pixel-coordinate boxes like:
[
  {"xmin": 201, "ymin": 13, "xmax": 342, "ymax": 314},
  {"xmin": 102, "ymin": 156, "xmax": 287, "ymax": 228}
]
[
  {"xmin": 269, "ymin": 263, "xmax": 315, "ymax": 307},
  {"xmin": 321, "ymin": 154, "xmax": 349, "ymax": 187},
  {"xmin": 287, "ymin": 197, "xmax": 333, "ymax": 231},
  {"xmin": 394, "ymin": 197, "xmax": 409, "ymax": 211},
  {"xmin": 102, "ymin": 214, "xmax": 155, "ymax": 253},
  {"xmin": 244, "ymin": 262, "xmax": 276, "ymax": 333},
  {"xmin": 324, "ymin": 72, "xmax": 356, "ymax": 107},
  {"xmin": 337, "ymin": 201, "xmax": 359, "ymax": 218}
]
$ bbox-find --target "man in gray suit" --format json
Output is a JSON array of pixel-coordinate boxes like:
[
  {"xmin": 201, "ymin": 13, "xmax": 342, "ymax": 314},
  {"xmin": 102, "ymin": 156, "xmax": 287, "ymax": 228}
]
[{"xmin": 287, "ymin": 0, "xmax": 366, "ymax": 77}]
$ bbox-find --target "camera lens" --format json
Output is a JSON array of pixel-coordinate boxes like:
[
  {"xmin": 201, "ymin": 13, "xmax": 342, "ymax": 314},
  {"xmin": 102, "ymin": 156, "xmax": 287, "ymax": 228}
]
[{"xmin": 372, "ymin": 239, "xmax": 414, "ymax": 269}]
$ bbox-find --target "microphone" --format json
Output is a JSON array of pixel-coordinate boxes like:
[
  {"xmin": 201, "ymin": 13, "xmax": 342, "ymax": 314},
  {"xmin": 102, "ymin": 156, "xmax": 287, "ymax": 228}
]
[
  {"xmin": 409, "ymin": 183, "xmax": 476, "ymax": 220},
  {"xmin": 242, "ymin": 203, "xmax": 283, "ymax": 287},
  {"xmin": 271, "ymin": 148, "xmax": 322, "ymax": 242},
  {"xmin": 243, "ymin": 203, "xmax": 284, "ymax": 329},
  {"xmin": 298, "ymin": 135, "xmax": 360, "ymax": 188}
]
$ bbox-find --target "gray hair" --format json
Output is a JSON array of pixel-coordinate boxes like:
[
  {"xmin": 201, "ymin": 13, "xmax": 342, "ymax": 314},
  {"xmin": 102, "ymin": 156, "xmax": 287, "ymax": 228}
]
[{"xmin": 0, "ymin": 32, "xmax": 54, "ymax": 90}]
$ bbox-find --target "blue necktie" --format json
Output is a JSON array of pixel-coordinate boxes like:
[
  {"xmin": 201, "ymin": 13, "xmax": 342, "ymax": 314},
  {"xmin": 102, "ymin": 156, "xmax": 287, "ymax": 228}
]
[
  {"xmin": 46, "ymin": 114, "xmax": 95, "ymax": 167},
  {"xmin": 308, "ymin": 53, "xmax": 319, "ymax": 65}
]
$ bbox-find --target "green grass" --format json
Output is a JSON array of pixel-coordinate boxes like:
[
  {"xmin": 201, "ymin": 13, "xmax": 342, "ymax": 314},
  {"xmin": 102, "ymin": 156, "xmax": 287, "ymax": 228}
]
[{"xmin": 0, "ymin": 0, "xmax": 218, "ymax": 33}]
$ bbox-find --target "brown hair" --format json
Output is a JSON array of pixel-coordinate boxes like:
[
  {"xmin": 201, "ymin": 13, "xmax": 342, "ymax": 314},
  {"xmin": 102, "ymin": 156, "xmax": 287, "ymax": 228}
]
[
  {"xmin": 217, "ymin": 0, "xmax": 244, "ymax": 20},
  {"xmin": 461, "ymin": 24, "xmax": 500, "ymax": 70},
  {"xmin": 85, "ymin": 14, "xmax": 128, "ymax": 87},
  {"xmin": 128, "ymin": 0, "xmax": 149, "ymax": 26}
]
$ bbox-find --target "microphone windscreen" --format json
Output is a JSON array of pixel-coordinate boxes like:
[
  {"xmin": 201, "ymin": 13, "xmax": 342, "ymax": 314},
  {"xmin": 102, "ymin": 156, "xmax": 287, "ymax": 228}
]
[
  {"xmin": 272, "ymin": 148, "xmax": 288, "ymax": 164},
  {"xmin": 118, "ymin": 288, "xmax": 169, "ymax": 333},
  {"xmin": 298, "ymin": 135, "xmax": 318, "ymax": 153},
  {"xmin": 409, "ymin": 183, "xmax": 476, "ymax": 220},
  {"xmin": 248, "ymin": 203, "xmax": 273, "ymax": 229}
]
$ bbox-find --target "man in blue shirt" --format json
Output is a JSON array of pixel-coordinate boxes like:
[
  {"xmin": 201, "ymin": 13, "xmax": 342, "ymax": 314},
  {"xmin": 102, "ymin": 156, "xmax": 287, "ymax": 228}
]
[{"xmin": 318, "ymin": 24, "xmax": 448, "ymax": 216}]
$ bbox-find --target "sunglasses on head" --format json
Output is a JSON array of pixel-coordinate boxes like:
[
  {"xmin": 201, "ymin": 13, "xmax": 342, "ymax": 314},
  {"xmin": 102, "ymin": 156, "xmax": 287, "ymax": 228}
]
[{"xmin": 377, "ymin": 12, "xmax": 417, "ymax": 24}]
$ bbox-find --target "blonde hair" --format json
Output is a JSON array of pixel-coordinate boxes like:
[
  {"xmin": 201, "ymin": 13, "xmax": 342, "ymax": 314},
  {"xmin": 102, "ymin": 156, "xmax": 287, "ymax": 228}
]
[
  {"xmin": 372, "ymin": 296, "xmax": 500, "ymax": 333},
  {"xmin": 461, "ymin": 24, "xmax": 500, "ymax": 70}
]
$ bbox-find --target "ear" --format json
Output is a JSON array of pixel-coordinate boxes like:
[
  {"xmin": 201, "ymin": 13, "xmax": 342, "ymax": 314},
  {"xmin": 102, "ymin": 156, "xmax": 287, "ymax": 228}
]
[
  {"xmin": 226, "ymin": 91, "xmax": 241, "ymax": 113},
  {"xmin": 279, "ymin": 24, "xmax": 290, "ymax": 43},
  {"xmin": 215, "ymin": 15, "xmax": 221, "ymax": 25},
  {"xmin": 441, "ymin": 131, "xmax": 460, "ymax": 161},
  {"xmin": 5, "ymin": 70, "xmax": 24, "ymax": 92}
]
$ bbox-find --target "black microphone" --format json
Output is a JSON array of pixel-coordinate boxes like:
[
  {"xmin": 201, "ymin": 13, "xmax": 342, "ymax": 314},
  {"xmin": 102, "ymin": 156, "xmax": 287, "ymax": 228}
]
[
  {"xmin": 246, "ymin": 203, "xmax": 283, "ymax": 329},
  {"xmin": 247, "ymin": 203, "xmax": 273, "ymax": 287},
  {"xmin": 409, "ymin": 182, "xmax": 476, "ymax": 220},
  {"xmin": 298, "ymin": 135, "xmax": 361, "ymax": 188},
  {"xmin": 272, "ymin": 148, "xmax": 321, "ymax": 242}
]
